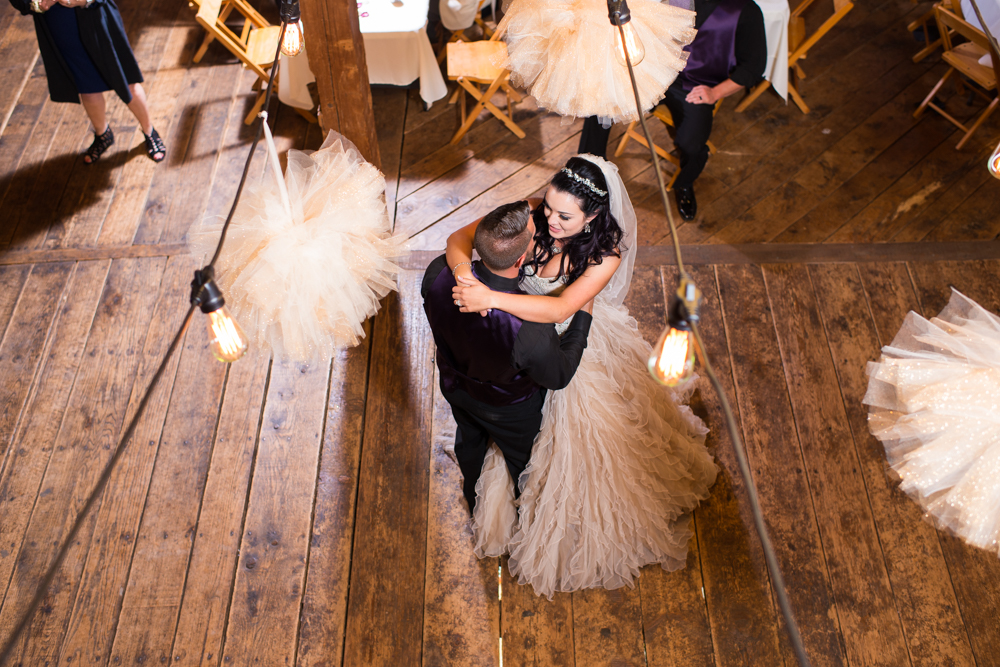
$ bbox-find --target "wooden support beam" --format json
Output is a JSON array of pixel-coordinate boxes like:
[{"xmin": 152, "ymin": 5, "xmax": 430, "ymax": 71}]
[{"xmin": 300, "ymin": 0, "xmax": 382, "ymax": 168}]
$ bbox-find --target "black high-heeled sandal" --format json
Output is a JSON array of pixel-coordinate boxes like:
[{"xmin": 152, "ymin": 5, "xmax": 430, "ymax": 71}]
[
  {"xmin": 144, "ymin": 128, "xmax": 166, "ymax": 163},
  {"xmin": 83, "ymin": 125, "xmax": 114, "ymax": 164}
]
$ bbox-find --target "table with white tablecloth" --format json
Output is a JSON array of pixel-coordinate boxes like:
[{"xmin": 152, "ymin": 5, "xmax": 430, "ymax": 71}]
[
  {"xmin": 757, "ymin": 0, "xmax": 790, "ymax": 101},
  {"xmin": 961, "ymin": 0, "xmax": 1000, "ymax": 66},
  {"xmin": 278, "ymin": 0, "xmax": 448, "ymax": 113}
]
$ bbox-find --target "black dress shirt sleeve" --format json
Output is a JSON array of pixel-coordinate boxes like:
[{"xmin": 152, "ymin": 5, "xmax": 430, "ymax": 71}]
[
  {"xmin": 729, "ymin": 0, "xmax": 768, "ymax": 88},
  {"xmin": 9, "ymin": 0, "xmax": 33, "ymax": 15},
  {"xmin": 511, "ymin": 312, "xmax": 593, "ymax": 390}
]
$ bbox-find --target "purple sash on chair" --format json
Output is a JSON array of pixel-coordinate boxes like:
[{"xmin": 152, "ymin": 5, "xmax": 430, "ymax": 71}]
[{"xmin": 677, "ymin": 0, "xmax": 749, "ymax": 90}]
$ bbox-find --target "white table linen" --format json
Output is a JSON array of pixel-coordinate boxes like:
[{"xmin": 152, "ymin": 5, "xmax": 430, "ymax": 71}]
[
  {"xmin": 756, "ymin": 0, "xmax": 790, "ymax": 101},
  {"xmin": 278, "ymin": 0, "xmax": 448, "ymax": 111},
  {"xmin": 961, "ymin": 0, "xmax": 1000, "ymax": 66},
  {"xmin": 360, "ymin": 0, "xmax": 448, "ymax": 104}
]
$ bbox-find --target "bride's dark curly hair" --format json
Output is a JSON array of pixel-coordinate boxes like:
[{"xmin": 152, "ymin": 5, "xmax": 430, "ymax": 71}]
[{"xmin": 524, "ymin": 157, "xmax": 625, "ymax": 286}]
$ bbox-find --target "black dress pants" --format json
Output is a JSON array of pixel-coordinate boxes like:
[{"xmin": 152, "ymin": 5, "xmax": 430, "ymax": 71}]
[
  {"xmin": 661, "ymin": 84, "xmax": 715, "ymax": 189},
  {"xmin": 577, "ymin": 83, "xmax": 716, "ymax": 189},
  {"xmin": 443, "ymin": 387, "xmax": 546, "ymax": 513}
]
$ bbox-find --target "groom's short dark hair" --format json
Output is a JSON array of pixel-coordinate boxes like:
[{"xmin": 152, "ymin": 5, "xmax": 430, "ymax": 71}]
[{"xmin": 474, "ymin": 201, "xmax": 532, "ymax": 271}]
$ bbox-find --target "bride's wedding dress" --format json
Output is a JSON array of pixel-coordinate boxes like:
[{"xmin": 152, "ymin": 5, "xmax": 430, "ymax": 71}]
[
  {"xmin": 472, "ymin": 268, "xmax": 718, "ymax": 597},
  {"xmin": 865, "ymin": 289, "xmax": 1000, "ymax": 555}
]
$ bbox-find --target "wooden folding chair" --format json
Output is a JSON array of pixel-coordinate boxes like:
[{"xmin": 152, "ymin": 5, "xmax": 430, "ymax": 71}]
[
  {"xmin": 190, "ymin": 0, "xmax": 282, "ymax": 124},
  {"xmin": 613, "ymin": 101, "xmax": 722, "ymax": 190},
  {"xmin": 736, "ymin": 0, "xmax": 854, "ymax": 114},
  {"xmin": 914, "ymin": 5, "xmax": 999, "ymax": 149},
  {"xmin": 446, "ymin": 29, "xmax": 525, "ymax": 145},
  {"xmin": 907, "ymin": 0, "xmax": 962, "ymax": 63},
  {"xmin": 436, "ymin": 0, "xmax": 496, "ymax": 65}
]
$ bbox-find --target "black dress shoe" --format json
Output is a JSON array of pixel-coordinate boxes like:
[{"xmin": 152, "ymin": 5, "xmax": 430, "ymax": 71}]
[{"xmin": 675, "ymin": 186, "xmax": 697, "ymax": 221}]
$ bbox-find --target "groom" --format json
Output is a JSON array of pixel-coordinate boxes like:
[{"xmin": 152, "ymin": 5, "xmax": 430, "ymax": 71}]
[{"xmin": 421, "ymin": 201, "xmax": 593, "ymax": 513}]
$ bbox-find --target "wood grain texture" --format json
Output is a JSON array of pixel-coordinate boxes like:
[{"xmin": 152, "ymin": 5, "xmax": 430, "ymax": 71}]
[
  {"xmin": 422, "ymin": 369, "xmax": 500, "ymax": 667},
  {"xmin": 169, "ymin": 350, "xmax": 272, "ymax": 667},
  {"xmin": 0, "ymin": 257, "xmax": 166, "ymax": 664},
  {"xmin": 813, "ymin": 261, "xmax": 976, "ymax": 667},
  {"xmin": 715, "ymin": 263, "xmax": 845, "ymax": 667},
  {"xmin": 0, "ymin": 262, "xmax": 69, "ymax": 463},
  {"xmin": 131, "ymin": 60, "xmax": 245, "ymax": 245},
  {"xmin": 0, "ymin": 261, "xmax": 108, "ymax": 603},
  {"xmin": 342, "ymin": 271, "xmax": 434, "ymax": 666},
  {"xmin": 407, "ymin": 133, "xmax": 582, "ymax": 251},
  {"xmin": 296, "ymin": 332, "xmax": 372, "ymax": 667},
  {"xmin": 56, "ymin": 255, "xmax": 197, "ymax": 665},
  {"xmin": 106, "ymin": 298, "xmax": 228, "ymax": 666},
  {"xmin": 674, "ymin": 264, "xmax": 784, "ymax": 667},
  {"xmin": 396, "ymin": 117, "xmax": 581, "ymax": 240},
  {"xmin": 763, "ymin": 263, "xmax": 910, "ymax": 666},
  {"xmin": 572, "ymin": 587, "xmax": 645, "ymax": 667},
  {"xmin": 500, "ymin": 561, "xmax": 574, "ymax": 667},
  {"xmin": 222, "ymin": 357, "xmax": 331, "ymax": 665}
]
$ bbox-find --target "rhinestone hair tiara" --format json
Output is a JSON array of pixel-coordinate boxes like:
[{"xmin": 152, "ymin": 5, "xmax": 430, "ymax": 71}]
[{"xmin": 560, "ymin": 168, "xmax": 607, "ymax": 198}]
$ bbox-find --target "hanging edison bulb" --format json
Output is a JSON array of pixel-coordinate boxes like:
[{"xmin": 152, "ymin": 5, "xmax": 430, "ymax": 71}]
[
  {"xmin": 989, "ymin": 140, "xmax": 1000, "ymax": 179},
  {"xmin": 608, "ymin": 0, "xmax": 645, "ymax": 67},
  {"xmin": 192, "ymin": 269, "xmax": 248, "ymax": 363},
  {"xmin": 281, "ymin": 20, "xmax": 304, "ymax": 57},
  {"xmin": 613, "ymin": 22, "xmax": 645, "ymax": 67},
  {"xmin": 649, "ymin": 325, "xmax": 694, "ymax": 385},
  {"xmin": 648, "ymin": 279, "xmax": 700, "ymax": 386},
  {"xmin": 206, "ymin": 306, "xmax": 249, "ymax": 362}
]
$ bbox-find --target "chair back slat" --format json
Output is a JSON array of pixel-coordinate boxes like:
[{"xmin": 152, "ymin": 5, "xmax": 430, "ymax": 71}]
[{"xmin": 196, "ymin": 0, "xmax": 221, "ymax": 25}]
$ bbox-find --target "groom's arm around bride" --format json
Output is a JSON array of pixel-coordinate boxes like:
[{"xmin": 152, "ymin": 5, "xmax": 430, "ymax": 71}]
[{"xmin": 421, "ymin": 201, "xmax": 593, "ymax": 513}]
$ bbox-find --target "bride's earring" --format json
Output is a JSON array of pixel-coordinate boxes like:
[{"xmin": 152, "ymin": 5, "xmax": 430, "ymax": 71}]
[{"xmin": 584, "ymin": 222, "xmax": 591, "ymax": 233}]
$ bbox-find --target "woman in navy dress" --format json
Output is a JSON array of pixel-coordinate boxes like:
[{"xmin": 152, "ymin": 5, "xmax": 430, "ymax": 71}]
[{"xmin": 10, "ymin": 0, "xmax": 166, "ymax": 163}]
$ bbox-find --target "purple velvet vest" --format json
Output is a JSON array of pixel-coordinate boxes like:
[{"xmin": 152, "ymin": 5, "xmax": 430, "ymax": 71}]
[
  {"xmin": 677, "ymin": 0, "xmax": 748, "ymax": 90},
  {"xmin": 423, "ymin": 263, "xmax": 540, "ymax": 406}
]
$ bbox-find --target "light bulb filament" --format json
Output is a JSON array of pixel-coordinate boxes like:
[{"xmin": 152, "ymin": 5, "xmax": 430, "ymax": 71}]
[
  {"xmin": 649, "ymin": 326, "xmax": 695, "ymax": 386},
  {"xmin": 207, "ymin": 308, "xmax": 249, "ymax": 363},
  {"xmin": 281, "ymin": 20, "xmax": 304, "ymax": 57},
  {"xmin": 614, "ymin": 22, "xmax": 645, "ymax": 67},
  {"xmin": 989, "ymin": 141, "xmax": 1000, "ymax": 179}
]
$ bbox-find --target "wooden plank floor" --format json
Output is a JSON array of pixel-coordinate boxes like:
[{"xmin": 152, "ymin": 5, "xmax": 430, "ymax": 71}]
[{"xmin": 2, "ymin": 0, "xmax": 1000, "ymax": 664}]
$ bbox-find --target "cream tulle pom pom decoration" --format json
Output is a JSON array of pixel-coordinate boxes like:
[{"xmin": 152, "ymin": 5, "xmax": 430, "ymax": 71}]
[
  {"xmin": 864, "ymin": 290, "xmax": 1000, "ymax": 555},
  {"xmin": 192, "ymin": 126, "xmax": 407, "ymax": 361},
  {"xmin": 496, "ymin": 0, "xmax": 697, "ymax": 123}
]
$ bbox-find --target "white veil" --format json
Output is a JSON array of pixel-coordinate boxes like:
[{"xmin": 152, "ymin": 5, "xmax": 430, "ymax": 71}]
[{"xmin": 576, "ymin": 153, "xmax": 637, "ymax": 308}]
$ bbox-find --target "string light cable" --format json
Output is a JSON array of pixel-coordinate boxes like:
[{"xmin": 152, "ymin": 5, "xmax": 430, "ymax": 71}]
[
  {"xmin": 608, "ymin": 1, "xmax": 812, "ymax": 665},
  {"xmin": 0, "ymin": 7, "xmax": 294, "ymax": 661}
]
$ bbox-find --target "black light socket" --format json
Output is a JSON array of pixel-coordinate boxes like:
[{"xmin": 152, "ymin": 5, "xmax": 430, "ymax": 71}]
[
  {"xmin": 608, "ymin": 0, "xmax": 632, "ymax": 26},
  {"xmin": 191, "ymin": 267, "xmax": 226, "ymax": 314},
  {"xmin": 280, "ymin": 0, "xmax": 301, "ymax": 24}
]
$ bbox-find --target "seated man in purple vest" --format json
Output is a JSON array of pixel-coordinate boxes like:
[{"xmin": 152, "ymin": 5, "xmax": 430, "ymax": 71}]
[
  {"xmin": 579, "ymin": 0, "xmax": 767, "ymax": 221},
  {"xmin": 421, "ymin": 201, "xmax": 593, "ymax": 514}
]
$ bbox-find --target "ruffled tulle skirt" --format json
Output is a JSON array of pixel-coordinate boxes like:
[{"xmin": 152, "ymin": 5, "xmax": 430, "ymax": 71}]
[
  {"xmin": 497, "ymin": 0, "xmax": 696, "ymax": 123},
  {"xmin": 864, "ymin": 290, "xmax": 1000, "ymax": 555},
  {"xmin": 192, "ymin": 131, "xmax": 407, "ymax": 361},
  {"xmin": 471, "ymin": 299, "xmax": 718, "ymax": 598}
]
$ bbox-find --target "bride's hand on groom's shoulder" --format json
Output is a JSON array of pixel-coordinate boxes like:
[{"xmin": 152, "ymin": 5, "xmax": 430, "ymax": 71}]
[{"xmin": 454, "ymin": 275, "xmax": 493, "ymax": 317}]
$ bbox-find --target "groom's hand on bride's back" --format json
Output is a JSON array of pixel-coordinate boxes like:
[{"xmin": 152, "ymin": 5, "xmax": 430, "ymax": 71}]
[{"xmin": 583, "ymin": 298, "xmax": 594, "ymax": 315}]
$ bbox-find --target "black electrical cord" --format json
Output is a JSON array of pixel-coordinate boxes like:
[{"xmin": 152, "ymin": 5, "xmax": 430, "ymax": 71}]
[
  {"xmin": 0, "ymin": 18, "xmax": 288, "ymax": 665},
  {"xmin": 612, "ymin": 7, "xmax": 812, "ymax": 665}
]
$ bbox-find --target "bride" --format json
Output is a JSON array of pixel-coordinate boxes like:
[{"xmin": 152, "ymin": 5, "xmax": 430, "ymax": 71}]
[{"xmin": 446, "ymin": 154, "xmax": 717, "ymax": 598}]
